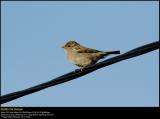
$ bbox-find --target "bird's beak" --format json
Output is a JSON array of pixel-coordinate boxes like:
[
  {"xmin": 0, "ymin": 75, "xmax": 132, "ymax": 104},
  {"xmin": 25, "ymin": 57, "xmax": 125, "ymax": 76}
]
[{"xmin": 62, "ymin": 46, "xmax": 64, "ymax": 48}]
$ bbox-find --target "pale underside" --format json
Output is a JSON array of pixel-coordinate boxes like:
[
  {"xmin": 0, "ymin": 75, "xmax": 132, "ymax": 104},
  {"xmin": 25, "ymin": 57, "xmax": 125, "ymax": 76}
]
[{"xmin": 66, "ymin": 48, "xmax": 107, "ymax": 67}]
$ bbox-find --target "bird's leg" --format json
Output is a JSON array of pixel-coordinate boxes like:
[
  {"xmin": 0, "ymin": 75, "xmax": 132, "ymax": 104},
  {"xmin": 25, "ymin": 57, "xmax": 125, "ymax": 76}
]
[
  {"xmin": 74, "ymin": 67, "xmax": 86, "ymax": 72},
  {"xmin": 80, "ymin": 67, "xmax": 86, "ymax": 71}
]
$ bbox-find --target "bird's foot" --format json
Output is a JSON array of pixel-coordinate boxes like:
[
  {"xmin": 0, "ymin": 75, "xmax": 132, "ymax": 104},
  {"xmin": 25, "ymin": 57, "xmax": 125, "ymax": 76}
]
[
  {"xmin": 74, "ymin": 67, "xmax": 86, "ymax": 72},
  {"xmin": 80, "ymin": 67, "xmax": 86, "ymax": 72}
]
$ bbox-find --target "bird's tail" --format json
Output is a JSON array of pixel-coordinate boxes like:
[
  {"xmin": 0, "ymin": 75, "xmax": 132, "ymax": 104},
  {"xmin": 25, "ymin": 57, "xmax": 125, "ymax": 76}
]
[
  {"xmin": 105, "ymin": 50, "xmax": 120, "ymax": 54},
  {"xmin": 98, "ymin": 50, "xmax": 120, "ymax": 59}
]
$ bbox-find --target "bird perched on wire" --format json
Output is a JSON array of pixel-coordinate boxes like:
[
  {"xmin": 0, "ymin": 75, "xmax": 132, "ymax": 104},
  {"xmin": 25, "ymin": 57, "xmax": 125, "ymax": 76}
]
[{"xmin": 62, "ymin": 40, "xmax": 120, "ymax": 71}]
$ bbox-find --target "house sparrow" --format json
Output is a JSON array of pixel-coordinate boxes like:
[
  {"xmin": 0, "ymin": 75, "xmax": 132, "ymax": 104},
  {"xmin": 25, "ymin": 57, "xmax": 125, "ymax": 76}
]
[{"xmin": 62, "ymin": 40, "xmax": 120, "ymax": 71}]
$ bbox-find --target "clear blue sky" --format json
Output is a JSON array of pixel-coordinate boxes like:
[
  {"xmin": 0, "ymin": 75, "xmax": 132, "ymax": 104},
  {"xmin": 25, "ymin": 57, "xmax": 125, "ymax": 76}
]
[{"xmin": 1, "ymin": 1, "xmax": 159, "ymax": 107}]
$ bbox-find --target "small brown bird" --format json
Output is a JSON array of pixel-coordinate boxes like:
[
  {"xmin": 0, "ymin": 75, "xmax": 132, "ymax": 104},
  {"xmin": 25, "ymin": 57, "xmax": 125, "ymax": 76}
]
[{"xmin": 62, "ymin": 40, "xmax": 120, "ymax": 71}]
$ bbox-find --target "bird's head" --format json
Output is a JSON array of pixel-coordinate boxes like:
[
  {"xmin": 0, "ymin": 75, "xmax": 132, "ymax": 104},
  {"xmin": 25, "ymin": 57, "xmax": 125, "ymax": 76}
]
[{"xmin": 62, "ymin": 40, "xmax": 80, "ymax": 49}]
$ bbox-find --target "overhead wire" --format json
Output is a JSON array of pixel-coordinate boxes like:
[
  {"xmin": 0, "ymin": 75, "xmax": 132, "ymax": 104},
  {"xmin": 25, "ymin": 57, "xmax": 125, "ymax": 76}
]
[{"xmin": 1, "ymin": 41, "xmax": 159, "ymax": 104}]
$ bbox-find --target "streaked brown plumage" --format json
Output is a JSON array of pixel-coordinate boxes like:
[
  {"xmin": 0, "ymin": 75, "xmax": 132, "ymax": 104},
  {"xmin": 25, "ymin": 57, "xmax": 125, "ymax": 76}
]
[{"xmin": 62, "ymin": 40, "xmax": 120, "ymax": 71}]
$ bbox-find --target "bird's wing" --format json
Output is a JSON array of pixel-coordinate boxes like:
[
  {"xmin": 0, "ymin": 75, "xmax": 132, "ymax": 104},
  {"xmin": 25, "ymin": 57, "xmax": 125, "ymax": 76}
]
[{"xmin": 75, "ymin": 45, "xmax": 100, "ymax": 53}]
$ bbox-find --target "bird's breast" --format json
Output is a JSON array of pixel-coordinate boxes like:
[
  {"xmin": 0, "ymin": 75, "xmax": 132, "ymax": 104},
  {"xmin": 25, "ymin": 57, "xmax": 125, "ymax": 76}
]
[{"xmin": 67, "ymin": 51, "xmax": 93, "ymax": 67}]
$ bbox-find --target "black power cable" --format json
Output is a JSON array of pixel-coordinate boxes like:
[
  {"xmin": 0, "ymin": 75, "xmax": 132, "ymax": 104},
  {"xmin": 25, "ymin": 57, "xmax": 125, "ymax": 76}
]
[{"xmin": 1, "ymin": 41, "xmax": 159, "ymax": 104}]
